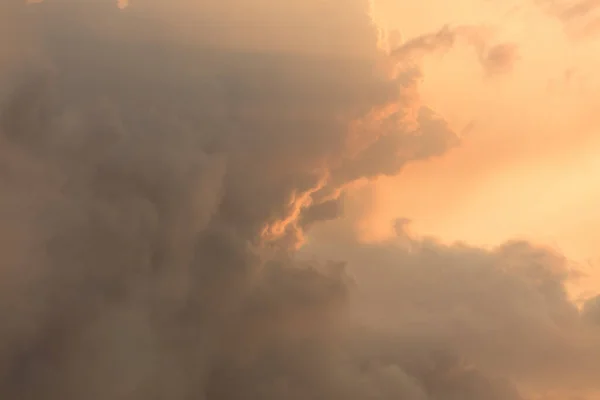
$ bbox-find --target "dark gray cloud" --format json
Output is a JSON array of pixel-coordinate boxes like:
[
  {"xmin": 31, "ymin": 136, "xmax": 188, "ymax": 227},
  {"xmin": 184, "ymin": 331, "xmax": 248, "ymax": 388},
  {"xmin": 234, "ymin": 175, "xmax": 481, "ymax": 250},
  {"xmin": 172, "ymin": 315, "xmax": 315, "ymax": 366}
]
[{"xmin": 0, "ymin": 1, "xmax": 596, "ymax": 400}]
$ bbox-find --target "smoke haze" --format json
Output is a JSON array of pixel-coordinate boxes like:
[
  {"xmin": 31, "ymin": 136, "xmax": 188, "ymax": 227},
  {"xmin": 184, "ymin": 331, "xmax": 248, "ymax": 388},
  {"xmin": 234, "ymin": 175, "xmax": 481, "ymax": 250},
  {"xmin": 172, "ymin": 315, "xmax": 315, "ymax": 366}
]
[{"xmin": 0, "ymin": 1, "xmax": 598, "ymax": 399}]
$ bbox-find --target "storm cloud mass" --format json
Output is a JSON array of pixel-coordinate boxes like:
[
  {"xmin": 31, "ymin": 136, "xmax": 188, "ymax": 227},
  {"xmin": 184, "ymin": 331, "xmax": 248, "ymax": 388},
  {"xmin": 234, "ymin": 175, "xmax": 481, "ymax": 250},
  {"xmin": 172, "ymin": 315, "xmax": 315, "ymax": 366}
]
[{"xmin": 0, "ymin": 0, "xmax": 598, "ymax": 399}]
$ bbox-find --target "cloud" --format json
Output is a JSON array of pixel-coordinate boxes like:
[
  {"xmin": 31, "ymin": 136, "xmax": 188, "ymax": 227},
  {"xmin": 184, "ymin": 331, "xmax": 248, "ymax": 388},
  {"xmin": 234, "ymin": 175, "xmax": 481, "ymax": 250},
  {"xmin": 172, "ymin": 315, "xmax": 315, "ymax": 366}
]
[
  {"xmin": 478, "ymin": 43, "xmax": 519, "ymax": 75},
  {"xmin": 0, "ymin": 1, "xmax": 596, "ymax": 400},
  {"xmin": 560, "ymin": 0, "xmax": 600, "ymax": 20},
  {"xmin": 389, "ymin": 25, "xmax": 519, "ymax": 76},
  {"xmin": 536, "ymin": 0, "xmax": 600, "ymax": 38},
  {"xmin": 305, "ymin": 222, "xmax": 600, "ymax": 398},
  {"xmin": 582, "ymin": 295, "xmax": 600, "ymax": 325}
]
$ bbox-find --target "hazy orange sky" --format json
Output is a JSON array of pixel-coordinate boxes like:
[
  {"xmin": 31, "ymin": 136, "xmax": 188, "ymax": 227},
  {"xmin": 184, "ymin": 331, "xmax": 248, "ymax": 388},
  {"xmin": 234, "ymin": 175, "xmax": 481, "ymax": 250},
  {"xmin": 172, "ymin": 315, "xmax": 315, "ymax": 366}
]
[{"xmin": 344, "ymin": 0, "xmax": 600, "ymax": 297}]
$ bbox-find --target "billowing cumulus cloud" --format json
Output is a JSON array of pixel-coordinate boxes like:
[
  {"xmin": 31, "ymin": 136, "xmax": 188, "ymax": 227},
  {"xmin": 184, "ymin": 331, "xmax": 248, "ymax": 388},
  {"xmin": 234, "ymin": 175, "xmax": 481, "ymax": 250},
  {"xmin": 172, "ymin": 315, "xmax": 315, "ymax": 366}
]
[
  {"xmin": 306, "ymin": 224, "xmax": 600, "ymax": 397},
  {"xmin": 0, "ymin": 1, "xmax": 597, "ymax": 400}
]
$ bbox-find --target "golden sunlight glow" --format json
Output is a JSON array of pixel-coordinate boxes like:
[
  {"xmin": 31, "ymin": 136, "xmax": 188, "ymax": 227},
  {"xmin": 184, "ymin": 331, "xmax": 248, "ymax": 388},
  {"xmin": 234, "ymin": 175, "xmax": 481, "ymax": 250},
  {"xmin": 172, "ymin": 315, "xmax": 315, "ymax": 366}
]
[{"xmin": 357, "ymin": 0, "xmax": 600, "ymax": 298}]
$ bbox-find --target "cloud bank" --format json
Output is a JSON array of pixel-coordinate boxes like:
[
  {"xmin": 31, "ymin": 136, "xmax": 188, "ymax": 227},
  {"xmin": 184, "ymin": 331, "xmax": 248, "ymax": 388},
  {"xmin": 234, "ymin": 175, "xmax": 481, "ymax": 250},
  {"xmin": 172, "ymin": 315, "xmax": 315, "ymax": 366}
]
[
  {"xmin": 0, "ymin": 1, "xmax": 596, "ymax": 399},
  {"xmin": 306, "ymin": 224, "xmax": 600, "ymax": 398}
]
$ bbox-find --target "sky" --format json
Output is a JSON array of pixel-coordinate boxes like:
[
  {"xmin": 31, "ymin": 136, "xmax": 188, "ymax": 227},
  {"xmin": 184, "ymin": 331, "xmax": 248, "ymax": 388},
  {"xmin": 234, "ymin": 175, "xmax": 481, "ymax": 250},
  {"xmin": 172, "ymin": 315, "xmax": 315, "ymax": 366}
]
[
  {"xmin": 344, "ymin": 0, "xmax": 600, "ymax": 299},
  {"xmin": 0, "ymin": 0, "xmax": 599, "ymax": 399}
]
